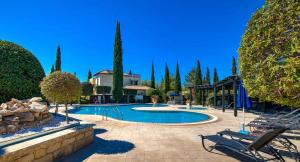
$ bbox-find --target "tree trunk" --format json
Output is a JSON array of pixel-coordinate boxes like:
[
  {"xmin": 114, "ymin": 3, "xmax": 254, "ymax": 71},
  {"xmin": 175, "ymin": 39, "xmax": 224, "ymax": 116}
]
[
  {"xmin": 65, "ymin": 103, "xmax": 69, "ymax": 124},
  {"xmin": 55, "ymin": 103, "xmax": 58, "ymax": 115}
]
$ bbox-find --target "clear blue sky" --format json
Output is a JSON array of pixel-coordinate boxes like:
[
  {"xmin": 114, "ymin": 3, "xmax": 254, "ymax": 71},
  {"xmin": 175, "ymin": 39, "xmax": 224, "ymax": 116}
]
[{"xmin": 0, "ymin": 0, "xmax": 264, "ymax": 83}]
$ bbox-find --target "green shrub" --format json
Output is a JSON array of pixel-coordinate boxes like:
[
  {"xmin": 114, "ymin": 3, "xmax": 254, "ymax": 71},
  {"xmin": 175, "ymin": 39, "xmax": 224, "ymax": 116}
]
[
  {"xmin": 96, "ymin": 86, "xmax": 111, "ymax": 94},
  {"xmin": 0, "ymin": 41, "xmax": 45, "ymax": 103},
  {"xmin": 238, "ymin": 0, "xmax": 300, "ymax": 107},
  {"xmin": 40, "ymin": 72, "xmax": 81, "ymax": 123},
  {"xmin": 81, "ymin": 82, "xmax": 93, "ymax": 96}
]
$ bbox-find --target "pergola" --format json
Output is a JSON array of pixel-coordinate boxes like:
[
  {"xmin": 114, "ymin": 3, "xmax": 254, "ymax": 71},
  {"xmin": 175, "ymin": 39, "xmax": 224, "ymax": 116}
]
[{"xmin": 188, "ymin": 75, "xmax": 240, "ymax": 116}]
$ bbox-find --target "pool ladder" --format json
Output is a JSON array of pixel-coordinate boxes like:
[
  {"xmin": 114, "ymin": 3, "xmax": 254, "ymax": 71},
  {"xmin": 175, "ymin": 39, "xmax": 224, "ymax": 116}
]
[
  {"xmin": 112, "ymin": 105, "xmax": 124, "ymax": 120},
  {"xmin": 100, "ymin": 105, "xmax": 123, "ymax": 120}
]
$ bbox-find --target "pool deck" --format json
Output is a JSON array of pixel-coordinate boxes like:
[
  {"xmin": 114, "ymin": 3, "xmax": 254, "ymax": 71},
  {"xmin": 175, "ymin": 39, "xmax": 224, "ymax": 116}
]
[{"xmin": 55, "ymin": 105, "xmax": 299, "ymax": 162}]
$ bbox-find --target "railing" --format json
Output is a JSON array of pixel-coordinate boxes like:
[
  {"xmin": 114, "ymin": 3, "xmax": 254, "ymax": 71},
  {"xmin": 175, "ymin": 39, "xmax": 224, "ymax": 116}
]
[
  {"xmin": 112, "ymin": 105, "xmax": 123, "ymax": 120},
  {"xmin": 100, "ymin": 105, "xmax": 123, "ymax": 120}
]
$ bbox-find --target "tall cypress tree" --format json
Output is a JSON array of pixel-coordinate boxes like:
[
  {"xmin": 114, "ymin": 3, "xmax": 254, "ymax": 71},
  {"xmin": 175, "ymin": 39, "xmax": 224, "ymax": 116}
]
[
  {"xmin": 205, "ymin": 67, "xmax": 210, "ymax": 85},
  {"xmin": 175, "ymin": 61, "xmax": 182, "ymax": 93},
  {"xmin": 194, "ymin": 60, "xmax": 202, "ymax": 104},
  {"xmin": 128, "ymin": 70, "xmax": 132, "ymax": 75},
  {"xmin": 195, "ymin": 60, "xmax": 202, "ymax": 85},
  {"xmin": 50, "ymin": 64, "xmax": 55, "ymax": 73},
  {"xmin": 87, "ymin": 69, "xmax": 92, "ymax": 82},
  {"xmin": 112, "ymin": 21, "xmax": 123, "ymax": 103},
  {"xmin": 213, "ymin": 68, "xmax": 219, "ymax": 84},
  {"xmin": 55, "ymin": 45, "xmax": 61, "ymax": 71},
  {"xmin": 151, "ymin": 61, "xmax": 155, "ymax": 88},
  {"xmin": 164, "ymin": 63, "xmax": 170, "ymax": 93},
  {"xmin": 232, "ymin": 57, "xmax": 237, "ymax": 75}
]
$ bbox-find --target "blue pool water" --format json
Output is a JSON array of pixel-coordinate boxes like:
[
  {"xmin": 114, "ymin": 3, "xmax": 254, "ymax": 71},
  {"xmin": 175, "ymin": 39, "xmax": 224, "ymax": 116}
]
[{"xmin": 69, "ymin": 104, "xmax": 210, "ymax": 124}]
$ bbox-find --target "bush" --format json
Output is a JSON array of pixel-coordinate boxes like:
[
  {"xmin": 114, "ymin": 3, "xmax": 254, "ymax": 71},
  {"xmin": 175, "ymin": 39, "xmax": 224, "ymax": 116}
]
[
  {"xmin": 0, "ymin": 41, "xmax": 45, "ymax": 103},
  {"xmin": 81, "ymin": 82, "xmax": 93, "ymax": 96},
  {"xmin": 96, "ymin": 86, "xmax": 111, "ymax": 94},
  {"xmin": 40, "ymin": 72, "xmax": 81, "ymax": 123},
  {"xmin": 238, "ymin": 0, "xmax": 300, "ymax": 107}
]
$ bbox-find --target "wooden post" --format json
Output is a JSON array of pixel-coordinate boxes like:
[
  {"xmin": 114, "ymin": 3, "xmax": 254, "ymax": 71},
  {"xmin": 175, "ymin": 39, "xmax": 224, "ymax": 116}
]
[
  {"xmin": 201, "ymin": 90, "xmax": 204, "ymax": 106},
  {"xmin": 233, "ymin": 79, "xmax": 237, "ymax": 117},
  {"xmin": 213, "ymin": 86, "xmax": 217, "ymax": 107},
  {"xmin": 222, "ymin": 85, "xmax": 225, "ymax": 112}
]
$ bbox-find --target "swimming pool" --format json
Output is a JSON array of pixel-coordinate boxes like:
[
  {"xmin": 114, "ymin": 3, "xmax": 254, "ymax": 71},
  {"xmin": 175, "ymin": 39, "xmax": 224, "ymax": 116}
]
[{"xmin": 69, "ymin": 104, "xmax": 210, "ymax": 124}]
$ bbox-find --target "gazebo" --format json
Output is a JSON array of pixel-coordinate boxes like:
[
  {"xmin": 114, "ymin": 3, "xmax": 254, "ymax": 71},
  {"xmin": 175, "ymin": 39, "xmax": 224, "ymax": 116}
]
[{"xmin": 188, "ymin": 75, "xmax": 240, "ymax": 116}]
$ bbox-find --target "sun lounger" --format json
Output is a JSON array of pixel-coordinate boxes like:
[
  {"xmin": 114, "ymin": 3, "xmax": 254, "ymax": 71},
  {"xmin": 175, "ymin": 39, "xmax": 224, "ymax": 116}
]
[
  {"xmin": 200, "ymin": 128, "xmax": 288, "ymax": 162},
  {"xmin": 217, "ymin": 129, "xmax": 299, "ymax": 162}
]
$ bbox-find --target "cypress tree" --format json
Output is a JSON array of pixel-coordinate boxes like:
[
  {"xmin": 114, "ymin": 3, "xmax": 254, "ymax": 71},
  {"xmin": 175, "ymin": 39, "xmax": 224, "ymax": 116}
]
[
  {"xmin": 205, "ymin": 67, "xmax": 210, "ymax": 85},
  {"xmin": 50, "ymin": 64, "xmax": 55, "ymax": 73},
  {"xmin": 128, "ymin": 69, "xmax": 132, "ymax": 75},
  {"xmin": 213, "ymin": 68, "xmax": 219, "ymax": 84},
  {"xmin": 232, "ymin": 57, "xmax": 237, "ymax": 75},
  {"xmin": 88, "ymin": 69, "xmax": 92, "ymax": 82},
  {"xmin": 74, "ymin": 72, "xmax": 76, "ymax": 76},
  {"xmin": 151, "ymin": 61, "xmax": 155, "ymax": 88},
  {"xmin": 175, "ymin": 61, "xmax": 182, "ymax": 93},
  {"xmin": 112, "ymin": 21, "xmax": 123, "ymax": 103},
  {"xmin": 55, "ymin": 45, "xmax": 61, "ymax": 71},
  {"xmin": 194, "ymin": 60, "xmax": 202, "ymax": 104},
  {"xmin": 164, "ymin": 63, "xmax": 170, "ymax": 93},
  {"xmin": 195, "ymin": 60, "xmax": 202, "ymax": 85}
]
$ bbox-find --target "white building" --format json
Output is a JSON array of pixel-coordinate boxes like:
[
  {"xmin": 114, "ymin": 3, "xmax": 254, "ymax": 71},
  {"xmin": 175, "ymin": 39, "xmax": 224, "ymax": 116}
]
[{"xmin": 90, "ymin": 70, "xmax": 141, "ymax": 94}]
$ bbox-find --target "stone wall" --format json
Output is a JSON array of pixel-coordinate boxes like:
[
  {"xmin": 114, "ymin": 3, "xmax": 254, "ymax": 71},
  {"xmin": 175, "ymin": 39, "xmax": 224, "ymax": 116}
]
[
  {"xmin": 0, "ymin": 124, "xmax": 94, "ymax": 162},
  {"xmin": 0, "ymin": 97, "xmax": 51, "ymax": 134}
]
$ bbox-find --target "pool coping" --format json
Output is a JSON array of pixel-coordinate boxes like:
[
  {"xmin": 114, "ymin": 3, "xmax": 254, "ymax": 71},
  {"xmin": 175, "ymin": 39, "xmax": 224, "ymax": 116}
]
[{"xmin": 67, "ymin": 104, "xmax": 218, "ymax": 126}]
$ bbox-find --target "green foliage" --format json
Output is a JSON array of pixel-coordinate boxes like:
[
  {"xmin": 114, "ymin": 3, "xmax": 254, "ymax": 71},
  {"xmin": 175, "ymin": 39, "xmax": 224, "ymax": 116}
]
[
  {"xmin": 195, "ymin": 60, "xmax": 202, "ymax": 104},
  {"xmin": 40, "ymin": 71, "xmax": 81, "ymax": 104},
  {"xmin": 55, "ymin": 45, "xmax": 61, "ymax": 71},
  {"xmin": 87, "ymin": 69, "xmax": 92, "ymax": 81},
  {"xmin": 50, "ymin": 64, "xmax": 55, "ymax": 73},
  {"xmin": 0, "ymin": 40, "xmax": 45, "ymax": 103},
  {"xmin": 96, "ymin": 86, "xmax": 111, "ymax": 94},
  {"xmin": 151, "ymin": 61, "xmax": 155, "ymax": 88},
  {"xmin": 112, "ymin": 21, "xmax": 124, "ymax": 102},
  {"xmin": 146, "ymin": 88, "xmax": 161, "ymax": 96},
  {"xmin": 164, "ymin": 64, "xmax": 170, "ymax": 93},
  {"xmin": 232, "ymin": 57, "xmax": 237, "ymax": 75},
  {"xmin": 204, "ymin": 67, "xmax": 211, "ymax": 85},
  {"xmin": 238, "ymin": 0, "xmax": 300, "ymax": 107},
  {"xmin": 175, "ymin": 61, "xmax": 182, "ymax": 93},
  {"xmin": 185, "ymin": 68, "xmax": 196, "ymax": 86},
  {"xmin": 213, "ymin": 68, "xmax": 219, "ymax": 84},
  {"xmin": 81, "ymin": 82, "xmax": 93, "ymax": 96}
]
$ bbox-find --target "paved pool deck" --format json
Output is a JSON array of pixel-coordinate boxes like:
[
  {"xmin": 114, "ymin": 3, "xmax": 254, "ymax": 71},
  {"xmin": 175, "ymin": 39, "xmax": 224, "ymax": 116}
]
[{"xmin": 57, "ymin": 106, "xmax": 298, "ymax": 162}]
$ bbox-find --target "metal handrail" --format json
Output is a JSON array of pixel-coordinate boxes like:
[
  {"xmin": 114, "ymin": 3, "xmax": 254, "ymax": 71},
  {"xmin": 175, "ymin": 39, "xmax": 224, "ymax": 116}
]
[{"xmin": 112, "ymin": 105, "xmax": 123, "ymax": 120}]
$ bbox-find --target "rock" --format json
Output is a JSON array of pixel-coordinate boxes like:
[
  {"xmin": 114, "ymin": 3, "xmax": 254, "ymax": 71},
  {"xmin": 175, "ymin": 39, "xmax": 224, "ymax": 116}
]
[
  {"xmin": 13, "ymin": 107, "xmax": 29, "ymax": 113},
  {"xmin": 0, "ymin": 114, "xmax": 2, "ymax": 121},
  {"xmin": 4, "ymin": 116, "xmax": 19, "ymax": 125},
  {"xmin": 7, "ymin": 125, "xmax": 17, "ymax": 133},
  {"xmin": 0, "ymin": 126, "xmax": 6, "ymax": 134},
  {"xmin": 30, "ymin": 104, "xmax": 48, "ymax": 113},
  {"xmin": 29, "ymin": 97, "xmax": 43, "ymax": 102},
  {"xmin": 0, "ymin": 109, "xmax": 14, "ymax": 116},
  {"xmin": 16, "ymin": 112, "xmax": 34, "ymax": 122},
  {"xmin": 0, "ymin": 103, "xmax": 8, "ymax": 110}
]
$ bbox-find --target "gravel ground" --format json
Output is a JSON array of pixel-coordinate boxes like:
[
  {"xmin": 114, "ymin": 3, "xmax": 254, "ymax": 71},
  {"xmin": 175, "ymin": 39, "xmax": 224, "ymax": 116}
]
[{"xmin": 0, "ymin": 115, "xmax": 78, "ymax": 143}]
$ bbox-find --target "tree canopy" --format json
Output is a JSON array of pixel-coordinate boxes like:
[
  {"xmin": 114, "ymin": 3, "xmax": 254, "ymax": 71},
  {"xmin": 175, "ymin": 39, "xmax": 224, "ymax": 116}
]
[
  {"xmin": 164, "ymin": 63, "xmax": 170, "ymax": 93},
  {"xmin": 112, "ymin": 21, "xmax": 124, "ymax": 102},
  {"xmin": 151, "ymin": 61, "xmax": 155, "ymax": 88},
  {"xmin": 0, "ymin": 40, "xmax": 45, "ymax": 103},
  {"xmin": 213, "ymin": 68, "xmax": 219, "ymax": 84},
  {"xmin": 40, "ymin": 71, "xmax": 81, "ymax": 104},
  {"xmin": 232, "ymin": 57, "xmax": 237, "ymax": 75},
  {"xmin": 87, "ymin": 69, "xmax": 92, "ymax": 82},
  {"xmin": 238, "ymin": 0, "xmax": 300, "ymax": 107},
  {"xmin": 175, "ymin": 61, "xmax": 182, "ymax": 93},
  {"xmin": 55, "ymin": 45, "xmax": 61, "ymax": 71}
]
